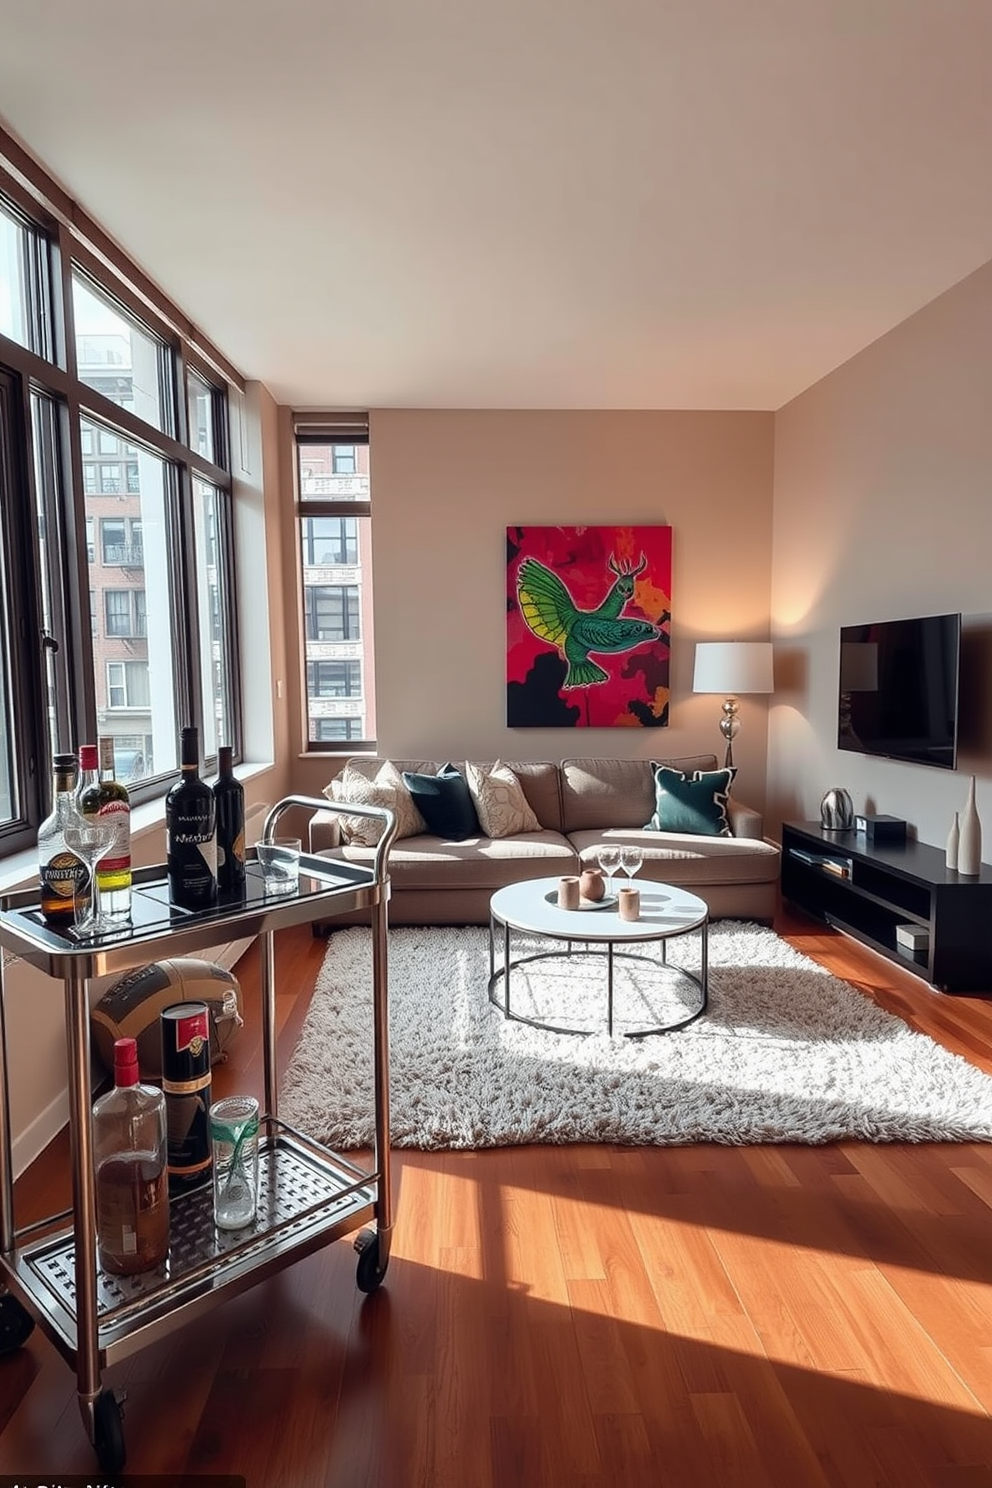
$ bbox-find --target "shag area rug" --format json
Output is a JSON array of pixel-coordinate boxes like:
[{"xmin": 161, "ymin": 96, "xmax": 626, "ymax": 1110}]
[{"xmin": 279, "ymin": 922, "xmax": 992, "ymax": 1149}]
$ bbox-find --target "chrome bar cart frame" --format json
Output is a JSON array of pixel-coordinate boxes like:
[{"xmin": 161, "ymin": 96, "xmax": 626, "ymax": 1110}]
[{"xmin": 0, "ymin": 795, "xmax": 395, "ymax": 1470}]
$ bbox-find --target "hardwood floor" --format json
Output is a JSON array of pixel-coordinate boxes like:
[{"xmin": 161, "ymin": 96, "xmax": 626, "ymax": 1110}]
[{"xmin": 3, "ymin": 908, "xmax": 992, "ymax": 1486}]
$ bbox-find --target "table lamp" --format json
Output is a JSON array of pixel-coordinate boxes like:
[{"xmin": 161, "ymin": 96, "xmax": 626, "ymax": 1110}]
[{"xmin": 692, "ymin": 641, "xmax": 774, "ymax": 769}]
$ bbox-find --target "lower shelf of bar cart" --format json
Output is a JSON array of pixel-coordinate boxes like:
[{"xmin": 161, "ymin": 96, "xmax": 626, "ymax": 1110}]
[{"xmin": 7, "ymin": 1123, "xmax": 379, "ymax": 1367}]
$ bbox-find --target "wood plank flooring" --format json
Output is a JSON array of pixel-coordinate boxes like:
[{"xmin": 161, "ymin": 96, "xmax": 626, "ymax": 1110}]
[{"xmin": 3, "ymin": 907, "xmax": 992, "ymax": 1486}]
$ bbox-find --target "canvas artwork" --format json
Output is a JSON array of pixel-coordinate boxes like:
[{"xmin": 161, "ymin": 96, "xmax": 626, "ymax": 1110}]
[{"xmin": 506, "ymin": 525, "xmax": 672, "ymax": 728}]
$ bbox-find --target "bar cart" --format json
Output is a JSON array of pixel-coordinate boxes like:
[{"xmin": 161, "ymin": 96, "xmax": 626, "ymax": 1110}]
[{"xmin": 0, "ymin": 795, "xmax": 396, "ymax": 1472}]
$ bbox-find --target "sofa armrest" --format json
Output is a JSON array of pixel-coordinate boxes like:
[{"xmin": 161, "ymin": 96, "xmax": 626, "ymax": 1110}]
[
  {"xmin": 728, "ymin": 798, "xmax": 763, "ymax": 839},
  {"xmin": 309, "ymin": 809, "xmax": 342, "ymax": 853}
]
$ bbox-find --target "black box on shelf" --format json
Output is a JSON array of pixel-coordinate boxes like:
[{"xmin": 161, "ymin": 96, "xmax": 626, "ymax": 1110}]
[{"xmin": 854, "ymin": 814, "xmax": 907, "ymax": 843}]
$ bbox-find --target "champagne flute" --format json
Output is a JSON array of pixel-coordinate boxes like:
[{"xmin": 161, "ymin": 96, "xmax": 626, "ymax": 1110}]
[
  {"xmin": 596, "ymin": 844, "xmax": 620, "ymax": 897},
  {"xmin": 619, "ymin": 844, "xmax": 644, "ymax": 885},
  {"xmin": 63, "ymin": 809, "xmax": 116, "ymax": 937}
]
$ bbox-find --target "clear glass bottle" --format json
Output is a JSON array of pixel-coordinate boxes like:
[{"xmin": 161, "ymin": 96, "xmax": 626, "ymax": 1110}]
[
  {"xmin": 165, "ymin": 725, "xmax": 218, "ymax": 909},
  {"xmin": 38, "ymin": 751, "xmax": 88, "ymax": 926},
  {"xmin": 78, "ymin": 738, "xmax": 132, "ymax": 921},
  {"xmin": 93, "ymin": 1036, "xmax": 170, "ymax": 1275},
  {"xmin": 214, "ymin": 745, "xmax": 246, "ymax": 900}
]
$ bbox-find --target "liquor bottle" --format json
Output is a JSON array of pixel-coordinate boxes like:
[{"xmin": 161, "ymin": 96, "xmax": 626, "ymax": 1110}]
[
  {"xmin": 78, "ymin": 738, "xmax": 132, "ymax": 922},
  {"xmin": 38, "ymin": 751, "xmax": 89, "ymax": 926},
  {"xmin": 165, "ymin": 725, "xmax": 217, "ymax": 909},
  {"xmin": 93, "ymin": 1036, "xmax": 170, "ymax": 1275},
  {"xmin": 161, "ymin": 1001, "xmax": 213, "ymax": 1194},
  {"xmin": 214, "ymin": 745, "xmax": 246, "ymax": 900}
]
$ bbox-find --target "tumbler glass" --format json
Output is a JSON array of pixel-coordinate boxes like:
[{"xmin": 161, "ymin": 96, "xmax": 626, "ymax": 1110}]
[{"xmin": 210, "ymin": 1095, "xmax": 260, "ymax": 1230}]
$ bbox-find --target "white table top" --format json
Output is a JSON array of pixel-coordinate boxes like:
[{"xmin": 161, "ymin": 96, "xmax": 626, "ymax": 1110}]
[{"xmin": 490, "ymin": 876, "xmax": 707, "ymax": 944}]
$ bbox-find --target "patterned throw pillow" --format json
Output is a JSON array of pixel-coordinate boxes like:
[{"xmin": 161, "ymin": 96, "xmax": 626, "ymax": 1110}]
[
  {"xmin": 465, "ymin": 760, "xmax": 541, "ymax": 838},
  {"xmin": 324, "ymin": 760, "xmax": 426, "ymax": 845},
  {"xmin": 645, "ymin": 765, "xmax": 736, "ymax": 837},
  {"xmin": 401, "ymin": 765, "xmax": 481, "ymax": 841}
]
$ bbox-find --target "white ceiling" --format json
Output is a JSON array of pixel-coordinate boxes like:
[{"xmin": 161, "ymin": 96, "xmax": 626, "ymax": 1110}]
[{"xmin": 2, "ymin": 0, "xmax": 991, "ymax": 410}]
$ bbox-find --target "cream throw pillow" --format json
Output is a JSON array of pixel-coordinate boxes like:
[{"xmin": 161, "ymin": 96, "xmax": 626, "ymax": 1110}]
[
  {"xmin": 465, "ymin": 761, "xmax": 541, "ymax": 838},
  {"xmin": 324, "ymin": 760, "xmax": 427, "ymax": 845}
]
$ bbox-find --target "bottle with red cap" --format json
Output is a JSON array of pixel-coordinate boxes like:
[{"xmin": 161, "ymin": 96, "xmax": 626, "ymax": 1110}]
[{"xmin": 93, "ymin": 1036, "xmax": 170, "ymax": 1275}]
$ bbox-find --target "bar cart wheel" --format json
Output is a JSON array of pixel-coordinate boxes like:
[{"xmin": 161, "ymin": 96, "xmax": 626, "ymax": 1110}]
[
  {"xmin": 0, "ymin": 1292, "xmax": 34, "ymax": 1354},
  {"xmin": 354, "ymin": 1229, "xmax": 388, "ymax": 1293},
  {"xmin": 93, "ymin": 1388, "xmax": 126, "ymax": 1472}
]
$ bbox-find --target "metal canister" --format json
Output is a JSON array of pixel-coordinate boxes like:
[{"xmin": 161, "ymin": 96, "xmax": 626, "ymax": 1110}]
[
  {"xmin": 820, "ymin": 788, "xmax": 854, "ymax": 831},
  {"xmin": 160, "ymin": 1000, "xmax": 212, "ymax": 1193}
]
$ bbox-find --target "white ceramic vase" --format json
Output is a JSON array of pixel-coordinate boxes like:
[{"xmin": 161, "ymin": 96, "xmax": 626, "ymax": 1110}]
[
  {"xmin": 958, "ymin": 776, "xmax": 982, "ymax": 877},
  {"xmin": 945, "ymin": 811, "xmax": 960, "ymax": 872}
]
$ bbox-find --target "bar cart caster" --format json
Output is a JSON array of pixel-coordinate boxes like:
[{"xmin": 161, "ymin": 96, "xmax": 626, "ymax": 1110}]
[
  {"xmin": 90, "ymin": 1387, "xmax": 127, "ymax": 1473},
  {"xmin": 354, "ymin": 1226, "xmax": 390, "ymax": 1293},
  {"xmin": 0, "ymin": 1289, "xmax": 34, "ymax": 1353}
]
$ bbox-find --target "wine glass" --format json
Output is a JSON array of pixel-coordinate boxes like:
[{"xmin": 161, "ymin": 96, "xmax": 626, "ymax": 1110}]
[
  {"xmin": 63, "ymin": 809, "xmax": 116, "ymax": 938},
  {"xmin": 596, "ymin": 844, "xmax": 620, "ymax": 897},
  {"xmin": 619, "ymin": 844, "xmax": 644, "ymax": 886}
]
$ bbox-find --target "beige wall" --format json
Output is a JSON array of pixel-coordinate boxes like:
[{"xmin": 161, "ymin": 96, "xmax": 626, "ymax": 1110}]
[
  {"xmin": 769, "ymin": 257, "xmax": 992, "ymax": 846},
  {"xmin": 290, "ymin": 409, "xmax": 776, "ymax": 806}
]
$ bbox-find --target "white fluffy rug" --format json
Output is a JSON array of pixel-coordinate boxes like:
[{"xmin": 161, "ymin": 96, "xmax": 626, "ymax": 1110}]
[{"xmin": 279, "ymin": 922, "xmax": 992, "ymax": 1149}]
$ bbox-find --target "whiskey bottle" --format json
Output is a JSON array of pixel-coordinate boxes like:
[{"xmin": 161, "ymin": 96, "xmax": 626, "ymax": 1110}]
[
  {"xmin": 38, "ymin": 751, "xmax": 88, "ymax": 926},
  {"xmin": 165, "ymin": 726, "xmax": 217, "ymax": 909},
  {"xmin": 93, "ymin": 1036, "xmax": 170, "ymax": 1275},
  {"xmin": 214, "ymin": 745, "xmax": 246, "ymax": 899},
  {"xmin": 78, "ymin": 738, "xmax": 132, "ymax": 922}
]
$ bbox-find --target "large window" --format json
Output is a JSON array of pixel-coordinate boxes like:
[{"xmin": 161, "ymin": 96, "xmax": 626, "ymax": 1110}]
[
  {"xmin": 295, "ymin": 417, "xmax": 375, "ymax": 751},
  {"xmin": 0, "ymin": 150, "xmax": 242, "ymax": 846}
]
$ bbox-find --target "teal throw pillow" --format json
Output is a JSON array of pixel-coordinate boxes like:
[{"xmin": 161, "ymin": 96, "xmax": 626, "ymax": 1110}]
[
  {"xmin": 646, "ymin": 765, "xmax": 736, "ymax": 837},
  {"xmin": 401, "ymin": 765, "xmax": 481, "ymax": 841}
]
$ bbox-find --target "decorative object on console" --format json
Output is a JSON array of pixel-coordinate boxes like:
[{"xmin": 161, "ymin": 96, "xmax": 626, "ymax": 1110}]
[
  {"xmin": 464, "ymin": 760, "xmax": 541, "ymax": 838},
  {"xmin": 506, "ymin": 524, "xmax": 672, "ymax": 729},
  {"xmin": 692, "ymin": 640, "xmax": 774, "ymax": 769},
  {"xmin": 646, "ymin": 764, "xmax": 735, "ymax": 837},
  {"xmin": 958, "ymin": 775, "xmax": 982, "ymax": 877},
  {"xmin": 325, "ymin": 759, "xmax": 426, "ymax": 845},
  {"xmin": 820, "ymin": 788, "xmax": 854, "ymax": 831},
  {"xmin": 854, "ymin": 814, "xmax": 907, "ymax": 844},
  {"xmin": 946, "ymin": 812, "xmax": 960, "ymax": 872}
]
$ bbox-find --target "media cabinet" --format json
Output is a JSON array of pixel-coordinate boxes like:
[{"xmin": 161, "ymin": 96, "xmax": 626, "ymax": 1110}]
[{"xmin": 781, "ymin": 820, "xmax": 992, "ymax": 994}]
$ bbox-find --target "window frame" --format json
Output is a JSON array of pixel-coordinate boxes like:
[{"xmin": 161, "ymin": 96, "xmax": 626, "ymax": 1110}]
[
  {"xmin": 1, "ymin": 140, "xmax": 246, "ymax": 836},
  {"xmin": 294, "ymin": 417, "xmax": 375, "ymax": 755}
]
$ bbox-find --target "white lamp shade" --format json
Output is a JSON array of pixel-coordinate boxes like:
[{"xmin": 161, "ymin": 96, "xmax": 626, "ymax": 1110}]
[{"xmin": 693, "ymin": 641, "xmax": 774, "ymax": 696}]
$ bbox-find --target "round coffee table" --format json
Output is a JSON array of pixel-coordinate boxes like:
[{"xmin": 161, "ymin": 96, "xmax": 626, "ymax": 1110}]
[{"xmin": 488, "ymin": 876, "xmax": 708, "ymax": 1038}]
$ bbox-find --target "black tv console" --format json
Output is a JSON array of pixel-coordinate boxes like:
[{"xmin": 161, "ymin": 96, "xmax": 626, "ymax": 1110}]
[{"xmin": 781, "ymin": 821, "xmax": 992, "ymax": 994}]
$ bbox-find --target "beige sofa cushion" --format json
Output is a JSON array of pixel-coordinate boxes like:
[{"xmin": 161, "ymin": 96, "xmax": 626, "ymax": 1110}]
[
  {"xmin": 568, "ymin": 827, "xmax": 780, "ymax": 886},
  {"xmin": 465, "ymin": 760, "xmax": 541, "ymax": 837},
  {"xmin": 324, "ymin": 759, "xmax": 426, "ymax": 844},
  {"xmin": 560, "ymin": 755, "xmax": 719, "ymax": 832},
  {"xmin": 324, "ymin": 830, "xmax": 576, "ymax": 891}
]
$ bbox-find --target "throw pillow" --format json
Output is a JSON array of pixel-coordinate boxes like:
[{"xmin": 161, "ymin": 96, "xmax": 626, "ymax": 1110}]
[
  {"xmin": 401, "ymin": 765, "xmax": 481, "ymax": 841},
  {"xmin": 324, "ymin": 760, "xmax": 426, "ymax": 845},
  {"xmin": 465, "ymin": 760, "xmax": 542, "ymax": 838},
  {"xmin": 646, "ymin": 765, "xmax": 736, "ymax": 837}
]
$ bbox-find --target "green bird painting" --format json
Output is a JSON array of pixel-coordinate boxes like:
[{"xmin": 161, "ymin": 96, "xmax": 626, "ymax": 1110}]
[{"xmin": 516, "ymin": 553, "xmax": 662, "ymax": 688}]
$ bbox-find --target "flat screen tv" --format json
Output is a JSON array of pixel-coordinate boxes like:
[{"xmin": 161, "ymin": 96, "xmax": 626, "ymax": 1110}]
[{"xmin": 837, "ymin": 612, "xmax": 961, "ymax": 769}]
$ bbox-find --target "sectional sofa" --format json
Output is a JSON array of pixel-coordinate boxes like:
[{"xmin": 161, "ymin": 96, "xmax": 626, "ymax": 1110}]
[{"xmin": 308, "ymin": 754, "xmax": 781, "ymax": 928}]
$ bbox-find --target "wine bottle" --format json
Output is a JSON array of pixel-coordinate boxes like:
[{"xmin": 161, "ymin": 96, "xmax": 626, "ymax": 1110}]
[
  {"xmin": 165, "ymin": 726, "xmax": 217, "ymax": 909},
  {"xmin": 38, "ymin": 751, "xmax": 89, "ymax": 926},
  {"xmin": 214, "ymin": 745, "xmax": 246, "ymax": 899},
  {"xmin": 161, "ymin": 1001, "xmax": 213, "ymax": 1194},
  {"xmin": 93, "ymin": 1036, "xmax": 170, "ymax": 1275},
  {"xmin": 78, "ymin": 738, "xmax": 132, "ymax": 922}
]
